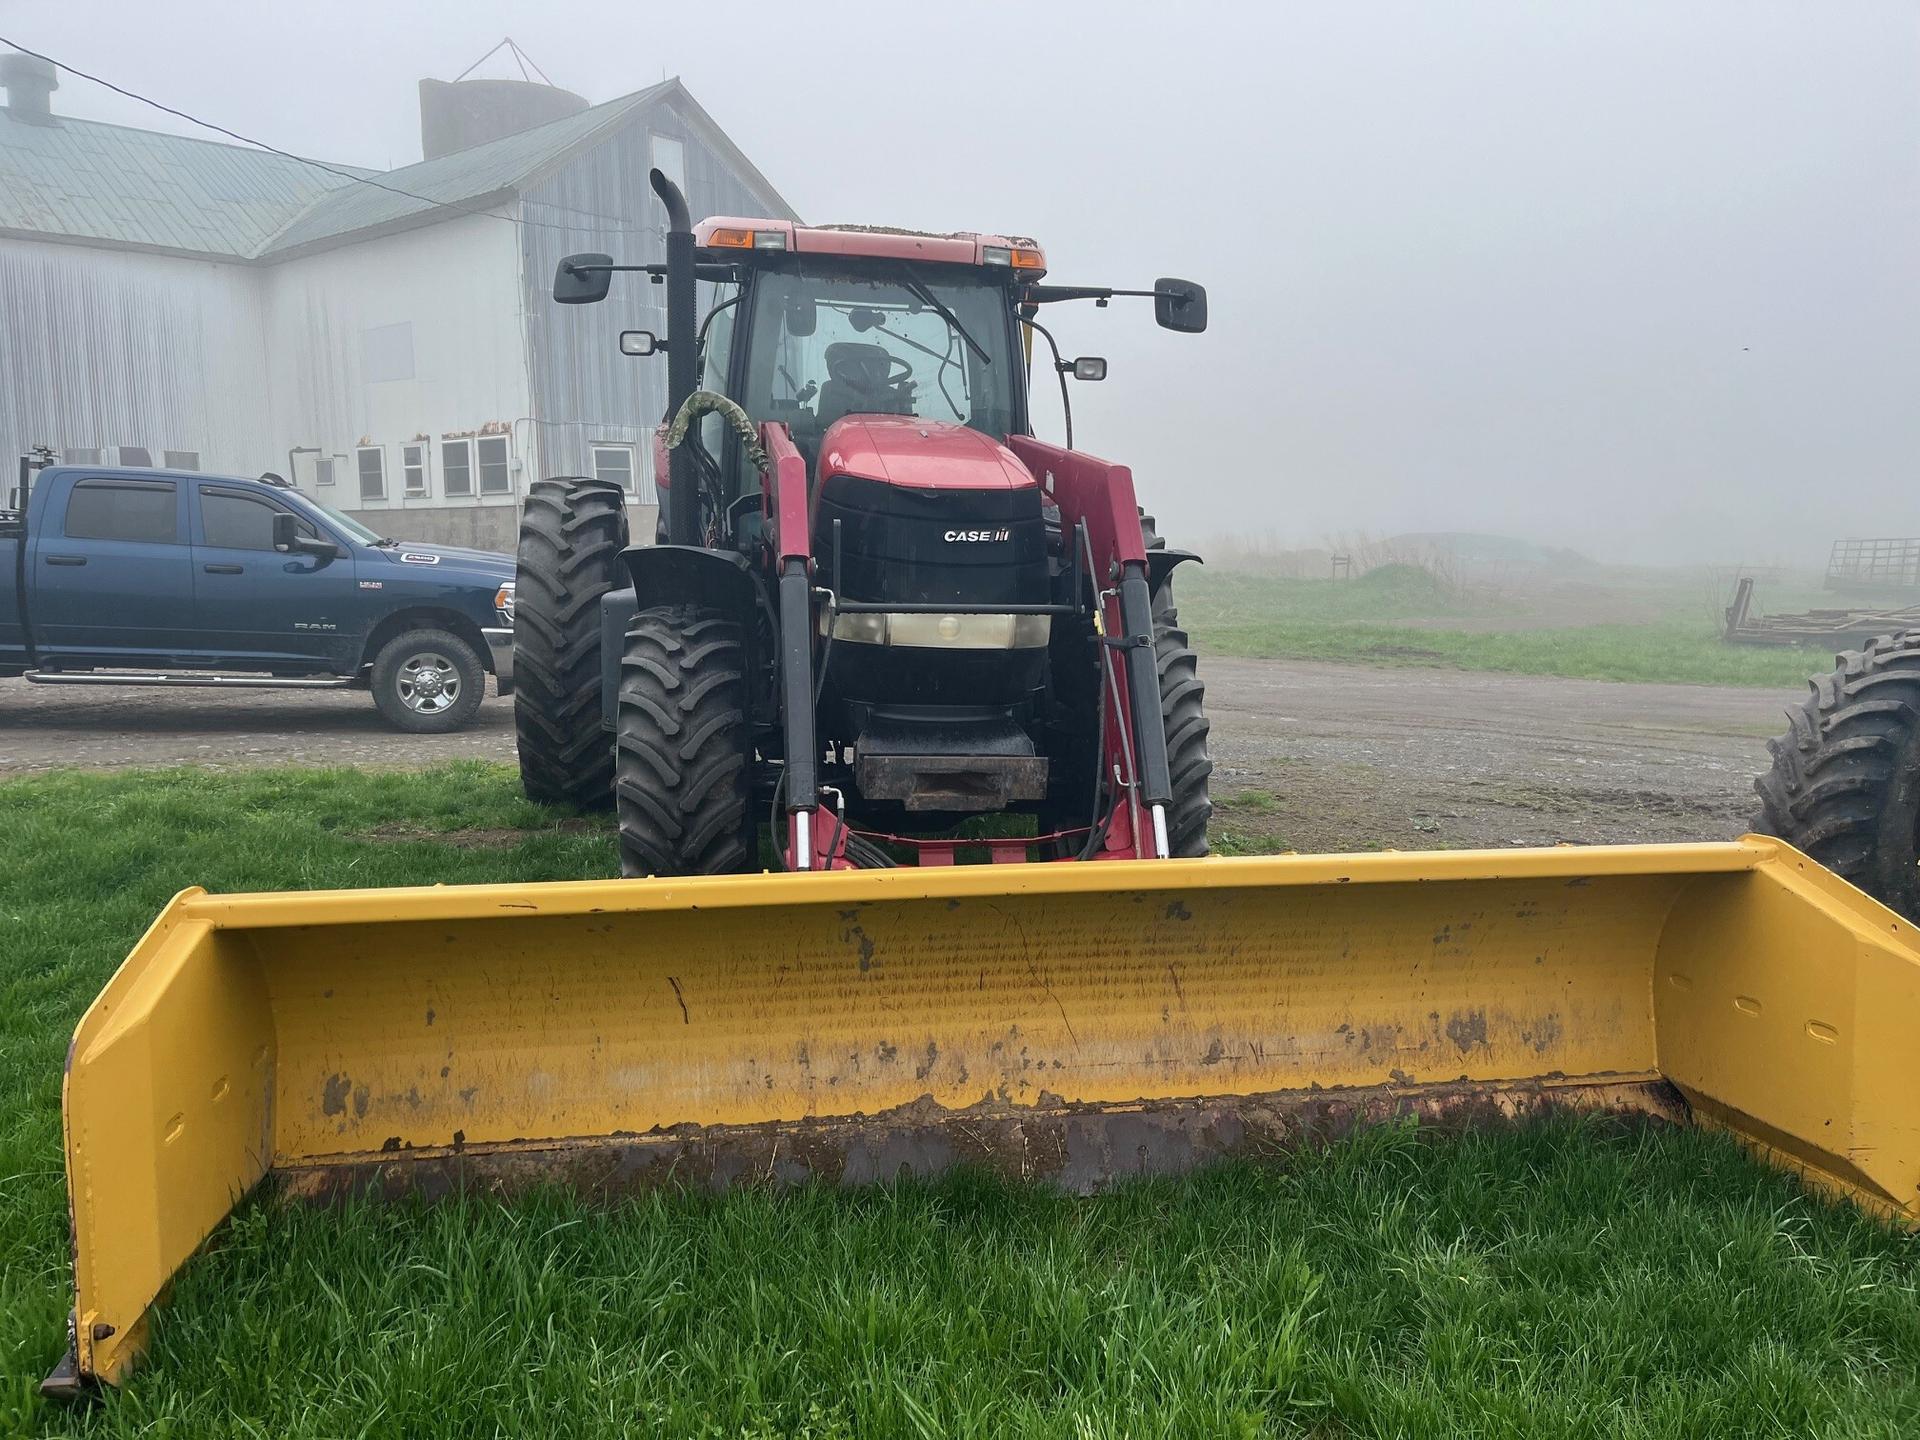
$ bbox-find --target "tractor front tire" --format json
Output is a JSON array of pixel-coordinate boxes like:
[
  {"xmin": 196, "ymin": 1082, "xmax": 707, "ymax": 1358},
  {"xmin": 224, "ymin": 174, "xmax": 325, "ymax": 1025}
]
[
  {"xmin": 614, "ymin": 604, "xmax": 756, "ymax": 878},
  {"xmin": 1141, "ymin": 512, "xmax": 1213, "ymax": 855},
  {"xmin": 1755, "ymin": 632, "xmax": 1920, "ymax": 919},
  {"xmin": 513, "ymin": 477, "xmax": 629, "ymax": 808},
  {"xmin": 1154, "ymin": 589, "xmax": 1214, "ymax": 857}
]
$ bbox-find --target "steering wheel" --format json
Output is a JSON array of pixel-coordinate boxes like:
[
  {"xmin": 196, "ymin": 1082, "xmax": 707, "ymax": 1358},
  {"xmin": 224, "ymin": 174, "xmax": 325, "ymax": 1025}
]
[{"xmin": 825, "ymin": 344, "xmax": 913, "ymax": 395}]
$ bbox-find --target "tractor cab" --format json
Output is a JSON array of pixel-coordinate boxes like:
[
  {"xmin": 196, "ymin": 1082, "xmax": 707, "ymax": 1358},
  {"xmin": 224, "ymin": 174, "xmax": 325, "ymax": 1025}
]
[{"xmin": 683, "ymin": 219, "xmax": 1041, "ymax": 509}]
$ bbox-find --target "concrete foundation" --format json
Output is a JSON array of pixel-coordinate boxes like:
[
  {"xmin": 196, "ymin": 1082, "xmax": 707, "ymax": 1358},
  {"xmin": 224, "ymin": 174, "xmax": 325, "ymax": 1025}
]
[{"xmin": 350, "ymin": 503, "xmax": 659, "ymax": 555}]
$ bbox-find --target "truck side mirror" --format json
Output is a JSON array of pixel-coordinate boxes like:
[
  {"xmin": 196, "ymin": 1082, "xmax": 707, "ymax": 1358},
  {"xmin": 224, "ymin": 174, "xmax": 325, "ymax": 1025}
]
[
  {"xmin": 554, "ymin": 253, "xmax": 613, "ymax": 305},
  {"xmin": 273, "ymin": 511, "xmax": 341, "ymax": 559},
  {"xmin": 618, "ymin": 330, "xmax": 659, "ymax": 357},
  {"xmin": 1154, "ymin": 277, "xmax": 1208, "ymax": 334}
]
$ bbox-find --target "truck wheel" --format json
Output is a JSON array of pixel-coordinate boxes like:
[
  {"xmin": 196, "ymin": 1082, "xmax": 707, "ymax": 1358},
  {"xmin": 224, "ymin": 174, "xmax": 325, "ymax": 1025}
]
[
  {"xmin": 614, "ymin": 604, "xmax": 756, "ymax": 878},
  {"xmin": 370, "ymin": 629, "xmax": 486, "ymax": 733},
  {"xmin": 514, "ymin": 478, "xmax": 629, "ymax": 808},
  {"xmin": 1755, "ymin": 632, "xmax": 1920, "ymax": 918}
]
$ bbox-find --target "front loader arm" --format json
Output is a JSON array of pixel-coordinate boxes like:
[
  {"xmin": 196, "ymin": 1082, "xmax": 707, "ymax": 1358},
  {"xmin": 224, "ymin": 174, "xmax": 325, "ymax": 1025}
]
[{"xmin": 1006, "ymin": 436, "xmax": 1173, "ymax": 858}]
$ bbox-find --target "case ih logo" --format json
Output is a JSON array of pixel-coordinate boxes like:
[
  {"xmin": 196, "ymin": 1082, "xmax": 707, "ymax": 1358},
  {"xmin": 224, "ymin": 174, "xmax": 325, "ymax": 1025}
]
[{"xmin": 944, "ymin": 528, "xmax": 1011, "ymax": 543}]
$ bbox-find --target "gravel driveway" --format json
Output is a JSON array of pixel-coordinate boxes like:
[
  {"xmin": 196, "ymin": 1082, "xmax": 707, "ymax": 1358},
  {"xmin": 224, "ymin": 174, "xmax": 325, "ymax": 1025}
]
[{"xmin": 0, "ymin": 657, "xmax": 1800, "ymax": 850}]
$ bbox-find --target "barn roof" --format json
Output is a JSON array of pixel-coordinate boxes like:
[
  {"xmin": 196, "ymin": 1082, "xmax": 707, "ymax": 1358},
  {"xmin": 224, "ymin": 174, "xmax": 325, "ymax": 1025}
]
[{"xmin": 0, "ymin": 77, "xmax": 794, "ymax": 262}]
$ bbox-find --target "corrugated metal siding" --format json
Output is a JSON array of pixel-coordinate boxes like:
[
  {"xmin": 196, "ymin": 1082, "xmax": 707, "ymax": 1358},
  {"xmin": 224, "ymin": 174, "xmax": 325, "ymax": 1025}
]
[
  {"xmin": 520, "ymin": 94, "xmax": 794, "ymax": 493},
  {"xmin": 0, "ymin": 112, "xmax": 361, "ymax": 258},
  {"xmin": 0, "ymin": 238, "xmax": 274, "ymax": 472},
  {"xmin": 262, "ymin": 211, "xmax": 531, "ymax": 518}
]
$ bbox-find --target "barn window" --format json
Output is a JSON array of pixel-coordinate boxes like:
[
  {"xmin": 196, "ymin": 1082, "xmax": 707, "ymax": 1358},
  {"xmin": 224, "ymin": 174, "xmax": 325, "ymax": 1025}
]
[
  {"xmin": 362, "ymin": 321, "xmax": 415, "ymax": 383},
  {"xmin": 63, "ymin": 448, "xmax": 101, "ymax": 465},
  {"xmin": 357, "ymin": 446, "xmax": 387, "ymax": 501},
  {"xmin": 650, "ymin": 134, "xmax": 686, "ymax": 193},
  {"xmin": 592, "ymin": 444, "xmax": 635, "ymax": 494},
  {"xmin": 476, "ymin": 436, "xmax": 511, "ymax": 495},
  {"xmin": 117, "ymin": 446, "xmax": 153, "ymax": 467},
  {"xmin": 403, "ymin": 442, "xmax": 430, "ymax": 497},
  {"xmin": 163, "ymin": 450, "xmax": 200, "ymax": 471},
  {"xmin": 442, "ymin": 440, "xmax": 474, "ymax": 497},
  {"xmin": 314, "ymin": 456, "xmax": 336, "ymax": 487}
]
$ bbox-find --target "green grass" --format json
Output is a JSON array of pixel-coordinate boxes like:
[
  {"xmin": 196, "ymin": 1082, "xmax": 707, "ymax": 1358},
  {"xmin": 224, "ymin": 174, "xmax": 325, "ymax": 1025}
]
[
  {"xmin": 1178, "ymin": 566, "xmax": 1829, "ymax": 689},
  {"xmin": 4, "ymin": 767, "xmax": 1919, "ymax": 1436}
]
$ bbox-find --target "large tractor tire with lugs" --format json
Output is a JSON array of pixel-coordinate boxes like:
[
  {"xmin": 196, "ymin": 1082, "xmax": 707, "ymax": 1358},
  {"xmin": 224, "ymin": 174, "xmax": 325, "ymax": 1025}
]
[
  {"xmin": 1154, "ymin": 583, "xmax": 1214, "ymax": 857},
  {"xmin": 1755, "ymin": 632, "xmax": 1920, "ymax": 919},
  {"xmin": 514, "ymin": 477, "xmax": 629, "ymax": 808},
  {"xmin": 614, "ymin": 604, "xmax": 757, "ymax": 878},
  {"xmin": 1139, "ymin": 511, "xmax": 1214, "ymax": 855}
]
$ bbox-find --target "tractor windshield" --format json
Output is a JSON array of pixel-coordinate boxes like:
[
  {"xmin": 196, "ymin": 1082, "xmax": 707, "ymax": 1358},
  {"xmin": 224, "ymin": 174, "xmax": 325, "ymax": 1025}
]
[{"xmin": 737, "ymin": 260, "xmax": 1017, "ymax": 467}]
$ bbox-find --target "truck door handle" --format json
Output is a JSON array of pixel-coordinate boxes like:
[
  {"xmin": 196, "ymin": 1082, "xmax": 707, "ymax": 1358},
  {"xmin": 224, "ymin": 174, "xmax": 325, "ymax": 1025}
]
[
  {"xmin": 44, "ymin": 555, "xmax": 86, "ymax": 566},
  {"xmin": 202, "ymin": 563, "xmax": 245, "ymax": 574}
]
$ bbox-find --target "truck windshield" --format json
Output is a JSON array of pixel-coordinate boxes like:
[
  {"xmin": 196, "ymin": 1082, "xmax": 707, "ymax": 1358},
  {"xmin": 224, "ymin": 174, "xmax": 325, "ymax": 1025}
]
[{"xmin": 738, "ymin": 261, "xmax": 1016, "ymax": 464}]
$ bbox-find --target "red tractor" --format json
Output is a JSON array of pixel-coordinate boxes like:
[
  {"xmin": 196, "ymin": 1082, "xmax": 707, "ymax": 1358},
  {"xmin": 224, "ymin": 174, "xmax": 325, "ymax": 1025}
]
[{"xmin": 513, "ymin": 171, "xmax": 1212, "ymax": 874}]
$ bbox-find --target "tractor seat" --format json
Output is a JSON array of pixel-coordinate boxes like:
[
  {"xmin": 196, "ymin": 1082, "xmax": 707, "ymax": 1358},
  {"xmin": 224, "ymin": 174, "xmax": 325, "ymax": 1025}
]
[{"xmin": 816, "ymin": 342, "xmax": 908, "ymax": 428}]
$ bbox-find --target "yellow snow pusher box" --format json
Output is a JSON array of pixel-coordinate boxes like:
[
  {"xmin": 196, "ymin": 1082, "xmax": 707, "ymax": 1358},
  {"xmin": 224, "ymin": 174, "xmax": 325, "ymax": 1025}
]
[{"xmin": 45, "ymin": 838, "xmax": 1920, "ymax": 1391}]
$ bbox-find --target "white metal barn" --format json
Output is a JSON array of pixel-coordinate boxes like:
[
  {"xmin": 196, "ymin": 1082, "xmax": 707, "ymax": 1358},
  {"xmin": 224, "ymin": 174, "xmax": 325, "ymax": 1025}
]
[{"xmin": 0, "ymin": 56, "xmax": 796, "ymax": 549}]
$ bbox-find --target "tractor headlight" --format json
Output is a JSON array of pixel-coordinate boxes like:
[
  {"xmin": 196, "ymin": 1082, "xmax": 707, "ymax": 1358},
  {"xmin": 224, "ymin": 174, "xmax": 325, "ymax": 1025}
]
[
  {"xmin": 1011, "ymin": 613, "xmax": 1052, "ymax": 648},
  {"xmin": 827, "ymin": 610, "xmax": 888, "ymax": 645},
  {"xmin": 828, "ymin": 611, "xmax": 1051, "ymax": 649}
]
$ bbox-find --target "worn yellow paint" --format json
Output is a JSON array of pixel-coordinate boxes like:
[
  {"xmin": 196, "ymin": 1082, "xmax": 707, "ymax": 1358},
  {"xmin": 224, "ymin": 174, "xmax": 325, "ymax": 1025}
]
[{"xmin": 54, "ymin": 838, "xmax": 1920, "ymax": 1387}]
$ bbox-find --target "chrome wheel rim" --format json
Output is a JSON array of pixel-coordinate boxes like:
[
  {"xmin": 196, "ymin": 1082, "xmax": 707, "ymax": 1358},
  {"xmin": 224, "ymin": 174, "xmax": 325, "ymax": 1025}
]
[{"xmin": 396, "ymin": 652, "xmax": 459, "ymax": 714}]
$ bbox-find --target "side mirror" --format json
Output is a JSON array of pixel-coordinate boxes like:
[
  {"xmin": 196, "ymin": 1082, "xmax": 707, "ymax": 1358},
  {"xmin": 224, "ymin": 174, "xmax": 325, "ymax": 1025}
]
[
  {"xmin": 619, "ymin": 330, "xmax": 659, "ymax": 357},
  {"xmin": 1154, "ymin": 277, "xmax": 1208, "ymax": 334},
  {"xmin": 554, "ymin": 253, "xmax": 613, "ymax": 305},
  {"xmin": 786, "ymin": 297, "xmax": 818, "ymax": 337},
  {"xmin": 272, "ymin": 510, "xmax": 341, "ymax": 559},
  {"xmin": 1066, "ymin": 356, "xmax": 1108, "ymax": 381}
]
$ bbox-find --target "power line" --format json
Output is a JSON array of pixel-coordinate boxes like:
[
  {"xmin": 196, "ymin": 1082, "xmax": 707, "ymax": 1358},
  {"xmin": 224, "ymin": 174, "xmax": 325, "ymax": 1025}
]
[{"xmin": 0, "ymin": 35, "xmax": 660, "ymax": 241}]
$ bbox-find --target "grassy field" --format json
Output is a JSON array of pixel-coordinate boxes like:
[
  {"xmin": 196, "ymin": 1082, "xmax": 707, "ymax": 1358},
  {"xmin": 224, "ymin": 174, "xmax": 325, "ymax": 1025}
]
[
  {"xmin": 1177, "ymin": 564, "xmax": 1833, "ymax": 689},
  {"xmin": 5, "ymin": 767, "xmax": 1920, "ymax": 1436}
]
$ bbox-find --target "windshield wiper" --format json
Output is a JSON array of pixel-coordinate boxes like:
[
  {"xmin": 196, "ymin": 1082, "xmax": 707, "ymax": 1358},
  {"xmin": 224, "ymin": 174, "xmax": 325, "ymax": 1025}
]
[{"xmin": 899, "ymin": 270, "xmax": 990, "ymax": 365}]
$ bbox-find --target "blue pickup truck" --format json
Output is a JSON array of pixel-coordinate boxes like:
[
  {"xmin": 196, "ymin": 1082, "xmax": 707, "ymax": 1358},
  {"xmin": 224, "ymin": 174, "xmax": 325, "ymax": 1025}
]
[{"xmin": 1, "ymin": 456, "xmax": 515, "ymax": 732}]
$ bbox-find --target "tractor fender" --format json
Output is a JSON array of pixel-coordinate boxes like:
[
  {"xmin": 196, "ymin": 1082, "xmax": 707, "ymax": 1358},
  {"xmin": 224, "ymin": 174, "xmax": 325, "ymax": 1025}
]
[
  {"xmin": 600, "ymin": 546, "xmax": 763, "ymax": 728},
  {"xmin": 622, "ymin": 544, "xmax": 759, "ymax": 616},
  {"xmin": 1146, "ymin": 547, "xmax": 1201, "ymax": 597}
]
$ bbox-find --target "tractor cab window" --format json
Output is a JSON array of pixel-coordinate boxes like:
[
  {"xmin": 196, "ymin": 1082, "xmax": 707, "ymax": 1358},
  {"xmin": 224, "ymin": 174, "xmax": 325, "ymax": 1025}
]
[
  {"xmin": 697, "ymin": 284, "xmax": 741, "ymax": 479},
  {"xmin": 737, "ymin": 261, "xmax": 1016, "ymax": 473}
]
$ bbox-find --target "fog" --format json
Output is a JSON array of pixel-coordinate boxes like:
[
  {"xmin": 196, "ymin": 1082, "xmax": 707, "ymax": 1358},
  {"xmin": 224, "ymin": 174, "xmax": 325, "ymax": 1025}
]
[{"xmin": 15, "ymin": 0, "xmax": 1916, "ymax": 565}]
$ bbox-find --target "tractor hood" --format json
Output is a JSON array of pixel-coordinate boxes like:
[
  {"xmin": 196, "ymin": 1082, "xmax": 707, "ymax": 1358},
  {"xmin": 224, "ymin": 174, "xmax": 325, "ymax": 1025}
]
[{"xmin": 819, "ymin": 416, "xmax": 1036, "ymax": 493}]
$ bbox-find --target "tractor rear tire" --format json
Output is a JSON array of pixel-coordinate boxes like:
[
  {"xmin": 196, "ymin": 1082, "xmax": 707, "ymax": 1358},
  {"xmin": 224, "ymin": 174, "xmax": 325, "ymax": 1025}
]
[
  {"xmin": 513, "ymin": 477, "xmax": 629, "ymax": 808},
  {"xmin": 613, "ymin": 604, "xmax": 756, "ymax": 878},
  {"xmin": 1755, "ymin": 632, "xmax": 1920, "ymax": 919}
]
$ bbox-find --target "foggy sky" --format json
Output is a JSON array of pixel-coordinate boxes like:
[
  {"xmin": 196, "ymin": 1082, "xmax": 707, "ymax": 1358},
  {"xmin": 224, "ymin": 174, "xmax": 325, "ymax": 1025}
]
[{"xmin": 11, "ymin": 0, "xmax": 1916, "ymax": 565}]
